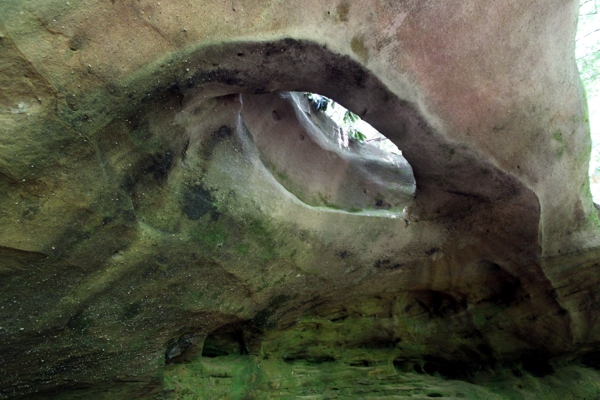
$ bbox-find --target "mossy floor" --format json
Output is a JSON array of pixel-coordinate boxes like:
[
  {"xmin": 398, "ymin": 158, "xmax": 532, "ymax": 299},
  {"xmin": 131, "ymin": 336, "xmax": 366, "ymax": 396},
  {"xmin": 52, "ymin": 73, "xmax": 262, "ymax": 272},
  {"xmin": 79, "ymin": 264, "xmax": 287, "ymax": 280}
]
[{"xmin": 155, "ymin": 355, "xmax": 600, "ymax": 399}]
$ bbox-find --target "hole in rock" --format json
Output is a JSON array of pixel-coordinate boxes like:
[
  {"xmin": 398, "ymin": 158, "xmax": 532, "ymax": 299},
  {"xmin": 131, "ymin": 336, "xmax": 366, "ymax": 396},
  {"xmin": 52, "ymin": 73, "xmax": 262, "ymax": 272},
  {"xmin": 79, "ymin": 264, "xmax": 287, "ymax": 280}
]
[
  {"xmin": 421, "ymin": 357, "xmax": 476, "ymax": 380},
  {"xmin": 349, "ymin": 360, "xmax": 371, "ymax": 367},
  {"xmin": 242, "ymin": 91, "xmax": 416, "ymax": 214},
  {"xmin": 202, "ymin": 327, "xmax": 247, "ymax": 358},
  {"xmin": 392, "ymin": 359, "xmax": 414, "ymax": 373},
  {"xmin": 581, "ymin": 350, "xmax": 600, "ymax": 370},
  {"xmin": 413, "ymin": 363, "xmax": 425, "ymax": 374},
  {"xmin": 521, "ymin": 356, "xmax": 554, "ymax": 377}
]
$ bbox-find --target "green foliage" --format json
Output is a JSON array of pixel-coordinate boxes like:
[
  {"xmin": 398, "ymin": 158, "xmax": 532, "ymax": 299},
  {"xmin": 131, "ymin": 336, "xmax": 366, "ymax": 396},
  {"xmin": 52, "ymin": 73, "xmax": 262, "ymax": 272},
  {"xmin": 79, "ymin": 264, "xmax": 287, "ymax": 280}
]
[
  {"xmin": 341, "ymin": 111, "xmax": 367, "ymax": 141},
  {"xmin": 343, "ymin": 110, "xmax": 360, "ymax": 124},
  {"xmin": 306, "ymin": 94, "xmax": 368, "ymax": 142},
  {"xmin": 307, "ymin": 93, "xmax": 331, "ymax": 111},
  {"xmin": 348, "ymin": 128, "xmax": 367, "ymax": 142}
]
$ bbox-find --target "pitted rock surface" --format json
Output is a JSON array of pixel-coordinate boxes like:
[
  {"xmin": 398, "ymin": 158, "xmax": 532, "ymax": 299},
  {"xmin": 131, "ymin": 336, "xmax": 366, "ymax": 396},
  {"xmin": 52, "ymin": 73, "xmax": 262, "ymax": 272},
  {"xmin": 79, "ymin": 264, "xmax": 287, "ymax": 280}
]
[{"xmin": 1, "ymin": 1, "xmax": 600, "ymax": 399}]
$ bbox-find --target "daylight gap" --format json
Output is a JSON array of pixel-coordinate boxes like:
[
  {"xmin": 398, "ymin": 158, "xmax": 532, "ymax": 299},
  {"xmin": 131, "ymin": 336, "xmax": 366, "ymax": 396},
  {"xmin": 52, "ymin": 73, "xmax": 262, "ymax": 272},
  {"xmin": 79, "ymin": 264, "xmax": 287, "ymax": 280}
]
[{"xmin": 245, "ymin": 91, "xmax": 416, "ymax": 215}]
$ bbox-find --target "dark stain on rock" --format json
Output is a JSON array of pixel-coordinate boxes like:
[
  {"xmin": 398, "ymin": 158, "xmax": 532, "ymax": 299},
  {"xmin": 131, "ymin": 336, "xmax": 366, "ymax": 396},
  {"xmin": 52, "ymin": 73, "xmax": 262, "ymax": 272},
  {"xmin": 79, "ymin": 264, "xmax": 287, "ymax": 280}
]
[
  {"xmin": 410, "ymin": 290, "xmax": 467, "ymax": 318},
  {"xmin": 264, "ymin": 38, "xmax": 303, "ymax": 56},
  {"xmin": 197, "ymin": 125, "xmax": 235, "ymax": 163},
  {"xmin": 425, "ymin": 247, "xmax": 439, "ymax": 256},
  {"xmin": 374, "ymin": 199, "xmax": 391, "ymax": 209},
  {"xmin": 66, "ymin": 310, "xmax": 93, "ymax": 334},
  {"xmin": 557, "ymin": 308, "xmax": 568, "ymax": 316},
  {"xmin": 65, "ymin": 94, "xmax": 79, "ymax": 111},
  {"xmin": 105, "ymin": 82, "xmax": 121, "ymax": 96},
  {"xmin": 374, "ymin": 259, "xmax": 403, "ymax": 269},
  {"xmin": 253, "ymin": 308, "xmax": 275, "ymax": 329},
  {"xmin": 210, "ymin": 210, "xmax": 221, "ymax": 221},
  {"xmin": 212, "ymin": 125, "xmax": 233, "ymax": 139},
  {"xmin": 252, "ymin": 294, "xmax": 291, "ymax": 329},
  {"xmin": 121, "ymin": 301, "xmax": 143, "ymax": 320},
  {"xmin": 187, "ymin": 67, "xmax": 270, "ymax": 94},
  {"xmin": 121, "ymin": 209, "xmax": 137, "ymax": 225},
  {"xmin": 47, "ymin": 226, "xmax": 91, "ymax": 258},
  {"xmin": 168, "ymin": 83, "xmax": 182, "ymax": 95},
  {"xmin": 350, "ymin": 35, "xmax": 368, "ymax": 63},
  {"xmin": 336, "ymin": 1, "xmax": 350, "ymax": 22},
  {"xmin": 188, "ymin": 68, "xmax": 244, "ymax": 88},
  {"xmin": 49, "ymin": 357, "xmax": 80, "ymax": 375},
  {"xmin": 68, "ymin": 34, "xmax": 87, "ymax": 51},
  {"xmin": 21, "ymin": 204, "xmax": 40, "ymax": 220},
  {"xmin": 137, "ymin": 39, "xmax": 377, "ymax": 114},
  {"xmin": 477, "ymin": 261, "xmax": 521, "ymax": 306},
  {"xmin": 181, "ymin": 139, "xmax": 190, "ymax": 161},
  {"xmin": 142, "ymin": 150, "xmax": 174, "ymax": 180},
  {"xmin": 325, "ymin": 61, "xmax": 367, "ymax": 89},
  {"xmin": 182, "ymin": 184, "xmax": 216, "ymax": 220}
]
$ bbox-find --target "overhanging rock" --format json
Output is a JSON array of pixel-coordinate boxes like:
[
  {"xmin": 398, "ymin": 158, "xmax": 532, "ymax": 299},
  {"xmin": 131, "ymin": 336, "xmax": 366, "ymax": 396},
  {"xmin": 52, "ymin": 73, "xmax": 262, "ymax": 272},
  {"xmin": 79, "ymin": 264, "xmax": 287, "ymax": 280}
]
[{"xmin": 0, "ymin": 1, "xmax": 599, "ymax": 398}]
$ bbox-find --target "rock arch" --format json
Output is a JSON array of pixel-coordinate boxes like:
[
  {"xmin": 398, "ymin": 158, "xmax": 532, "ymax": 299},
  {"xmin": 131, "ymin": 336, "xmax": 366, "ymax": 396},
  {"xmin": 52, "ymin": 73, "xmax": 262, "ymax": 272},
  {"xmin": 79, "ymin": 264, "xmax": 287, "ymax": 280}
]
[{"xmin": 1, "ymin": 1, "xmax": 599, "ymax": 398}]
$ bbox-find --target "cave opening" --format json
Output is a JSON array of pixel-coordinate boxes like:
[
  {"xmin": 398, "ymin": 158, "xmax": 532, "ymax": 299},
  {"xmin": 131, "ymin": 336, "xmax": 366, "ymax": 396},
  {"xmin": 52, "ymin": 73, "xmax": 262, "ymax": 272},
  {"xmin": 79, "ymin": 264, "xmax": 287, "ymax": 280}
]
[{"xmin": 239, "ymin": 90, "xmax": 416, "ymax": 215}]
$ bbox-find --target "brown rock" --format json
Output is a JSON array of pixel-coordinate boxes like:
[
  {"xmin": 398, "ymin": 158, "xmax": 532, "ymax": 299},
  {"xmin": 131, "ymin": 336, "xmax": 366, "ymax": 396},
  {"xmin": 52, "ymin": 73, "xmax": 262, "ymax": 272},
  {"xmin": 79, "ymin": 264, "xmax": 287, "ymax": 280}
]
[{"xmin": 0, "ymin": 0, "xmax": 598, "ymax": 398}]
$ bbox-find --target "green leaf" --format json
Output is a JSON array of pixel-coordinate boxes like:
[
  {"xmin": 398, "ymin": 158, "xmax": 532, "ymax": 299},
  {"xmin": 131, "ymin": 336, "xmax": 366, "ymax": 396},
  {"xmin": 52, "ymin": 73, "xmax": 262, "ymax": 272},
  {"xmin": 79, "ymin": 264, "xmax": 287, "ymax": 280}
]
[
  {"xmin": 343, "ymin": 111, "xmax": 360, "ymax": 124},
  {"xmin": 348, "ymin": 129, "xmax": 367, "ymax": 142}
]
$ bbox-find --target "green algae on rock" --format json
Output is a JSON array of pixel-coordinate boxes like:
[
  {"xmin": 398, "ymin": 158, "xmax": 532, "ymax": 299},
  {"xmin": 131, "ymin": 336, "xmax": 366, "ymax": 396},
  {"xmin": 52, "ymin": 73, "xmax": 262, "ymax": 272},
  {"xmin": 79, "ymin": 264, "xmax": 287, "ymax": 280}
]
[{"xmin": 1, "ymin": 0, "xmax": 600, "ymax": 399}]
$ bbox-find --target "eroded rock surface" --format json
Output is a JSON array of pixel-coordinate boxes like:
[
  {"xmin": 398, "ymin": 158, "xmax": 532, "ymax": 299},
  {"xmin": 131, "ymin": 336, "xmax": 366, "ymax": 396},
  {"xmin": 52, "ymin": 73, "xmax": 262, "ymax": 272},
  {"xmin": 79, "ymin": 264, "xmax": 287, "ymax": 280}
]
[{"xmin": 0, "ymin": 0, "xmax": 599, "ymax": 399}]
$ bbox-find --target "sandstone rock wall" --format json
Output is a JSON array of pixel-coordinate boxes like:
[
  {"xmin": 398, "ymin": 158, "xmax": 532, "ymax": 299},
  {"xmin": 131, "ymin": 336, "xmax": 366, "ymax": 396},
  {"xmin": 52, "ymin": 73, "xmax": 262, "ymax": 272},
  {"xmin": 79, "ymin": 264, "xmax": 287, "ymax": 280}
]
[{"xmin": 0, "ymin": 1, "xmax": 599, "ymax": 398}]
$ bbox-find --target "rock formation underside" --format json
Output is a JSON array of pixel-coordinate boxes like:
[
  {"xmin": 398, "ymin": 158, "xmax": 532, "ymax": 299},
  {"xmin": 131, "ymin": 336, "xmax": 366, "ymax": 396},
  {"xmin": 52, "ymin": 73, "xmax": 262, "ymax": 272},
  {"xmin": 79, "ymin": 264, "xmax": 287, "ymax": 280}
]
[{"xmin": 2, "ymin": 1, "xmax": 600, "ymax": 398}]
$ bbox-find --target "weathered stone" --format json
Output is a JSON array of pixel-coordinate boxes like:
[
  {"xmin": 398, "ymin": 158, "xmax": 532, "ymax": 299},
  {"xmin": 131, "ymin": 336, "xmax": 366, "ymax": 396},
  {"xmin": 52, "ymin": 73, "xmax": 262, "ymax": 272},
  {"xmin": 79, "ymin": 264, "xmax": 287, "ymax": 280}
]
[{"xmin": 0, "ymin": 0, "xmax": 599, "ymax": 398}]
